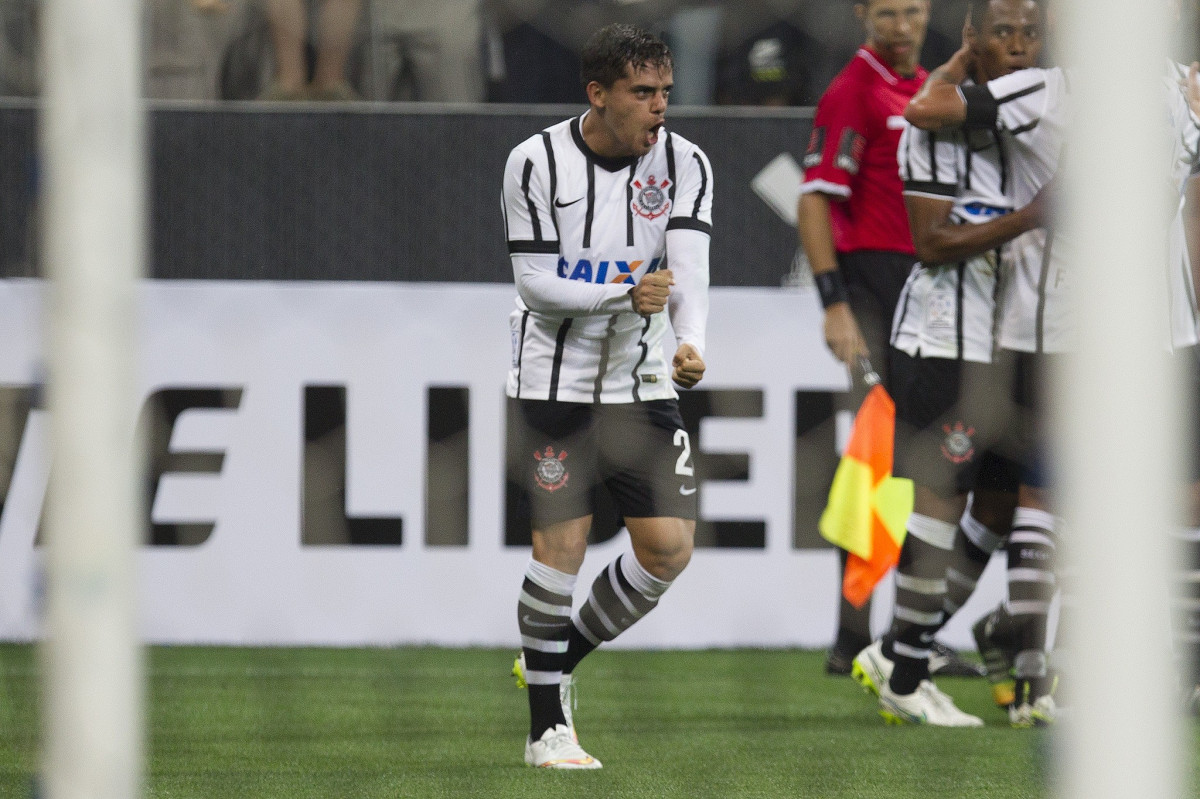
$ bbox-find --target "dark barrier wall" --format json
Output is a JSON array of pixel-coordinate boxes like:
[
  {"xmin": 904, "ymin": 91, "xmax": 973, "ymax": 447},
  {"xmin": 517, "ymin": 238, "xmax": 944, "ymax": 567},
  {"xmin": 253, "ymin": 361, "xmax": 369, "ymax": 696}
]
[{"xmin": 0, "ymin": 101, "xmax": 814, "ymax": 285}]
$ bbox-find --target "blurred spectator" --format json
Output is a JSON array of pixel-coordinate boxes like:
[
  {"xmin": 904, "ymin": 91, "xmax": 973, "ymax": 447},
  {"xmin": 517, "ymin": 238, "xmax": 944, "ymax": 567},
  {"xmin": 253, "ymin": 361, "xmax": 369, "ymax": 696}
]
[
  {"xmin": 485, "ymin": 0, "xmax": 725, "ymax": 104},
  {"xmin": 145, "ymin": 0, "xmax": 251, "ymax": 100},
  {"xmin": 714, "ymin": 18, "xmax": 827, "ymax": 106},
  {"xmin": 662, "ymin": 3, "xmax": 722, "ymax": 104},
  {"xmin": 262, "ymin": 0, "xmax": 362, "ymax": 100},
  {"xmin": 358, "ymin": 0, "xmax": 484, "ymax": 101},
  {"xmin": 487, "ymin": 19, "xmax": 582, "ymax": 103},
  {"xmin": 484, "ymin": 0, "xmax": 619, "ymax": 104}
]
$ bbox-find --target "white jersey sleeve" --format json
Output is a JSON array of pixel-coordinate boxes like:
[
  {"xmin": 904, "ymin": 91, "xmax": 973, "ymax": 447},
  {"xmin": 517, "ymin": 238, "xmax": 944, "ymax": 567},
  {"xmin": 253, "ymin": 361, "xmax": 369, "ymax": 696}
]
[
  {"xmin": 663, "ymin": 144, "xmax": 713, "ymax": 356},
  {"xmin": 503, "ymin": 145, "xmax": 633, "ymax": 317},
  {"xmin": 989, "ymin": 69, "xmax": 1053, "ymax": 135},
  {"xmin": 898, "ymin": 122, "xmax": 960, "ymax": 202},
  {"xmin": 666, "ymin": 228, "xmax": 710, "ymax": 355},
  {"xmin": 666, "ymin": 146, "xmax": 715, "ymax": 233}
]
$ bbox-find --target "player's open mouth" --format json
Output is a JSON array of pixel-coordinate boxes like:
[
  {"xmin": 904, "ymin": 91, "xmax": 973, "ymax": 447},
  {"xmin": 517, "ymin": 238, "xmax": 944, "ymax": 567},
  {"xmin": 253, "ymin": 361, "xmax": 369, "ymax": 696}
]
[{"xmin": 647, "ymin": 123, "xmax": 663, "ymax": 145}]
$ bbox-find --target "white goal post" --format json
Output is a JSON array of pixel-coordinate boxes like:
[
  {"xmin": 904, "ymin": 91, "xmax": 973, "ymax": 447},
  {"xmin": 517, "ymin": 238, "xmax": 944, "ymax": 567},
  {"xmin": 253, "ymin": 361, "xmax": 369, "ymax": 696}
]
[
  {"xmin": 39, "ymin": 0, "xmax": 145, "ymax": 797},
  {"xmin": 1058, "ymin": 0, "xmax": 1187, "ymax": 797}
]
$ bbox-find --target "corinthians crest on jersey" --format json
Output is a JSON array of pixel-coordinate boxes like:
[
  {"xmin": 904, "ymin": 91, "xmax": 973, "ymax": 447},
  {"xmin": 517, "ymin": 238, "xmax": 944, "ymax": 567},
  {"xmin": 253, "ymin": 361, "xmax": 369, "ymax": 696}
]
[
  {"xmin": 502, "ymin": 112, "xmax": 714, "ymax": 404},
  {"xmin": 632, "ymin": 176, "xmax": 671, "ymax": 219}
]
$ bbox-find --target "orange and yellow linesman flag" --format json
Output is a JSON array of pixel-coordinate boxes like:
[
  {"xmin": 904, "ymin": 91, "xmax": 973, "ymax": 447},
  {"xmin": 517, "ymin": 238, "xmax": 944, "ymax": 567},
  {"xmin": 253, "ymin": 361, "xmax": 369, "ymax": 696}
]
[{"xmin": 819, "ymin": 381, "xmax": 913, "ymax": 608}]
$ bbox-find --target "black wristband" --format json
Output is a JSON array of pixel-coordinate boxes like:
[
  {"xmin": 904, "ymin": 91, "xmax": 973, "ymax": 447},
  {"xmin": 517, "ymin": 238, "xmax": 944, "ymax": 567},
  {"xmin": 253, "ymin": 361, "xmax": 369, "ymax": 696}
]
[{"xmin": 814, "ymin": 270, "xmax": 848, "ymax": 309}]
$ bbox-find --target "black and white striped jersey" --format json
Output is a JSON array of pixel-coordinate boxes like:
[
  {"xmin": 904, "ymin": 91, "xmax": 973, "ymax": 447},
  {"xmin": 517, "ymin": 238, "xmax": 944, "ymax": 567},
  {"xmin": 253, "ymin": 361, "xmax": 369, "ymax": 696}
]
[
  {"xmin": 502, "ymin": 113, "xmax": 713, "ymax": 403},
  {"xmin": 963, "ymin": 66, "xmax": 1070, "ymax": 354},
  {"xmin": 891, "ymin": 100, "xmax": 1014, "ymax": 363},
  {"xmin": 1166, "ymin": 61, "xmax": 1200, "ymax": 352}
]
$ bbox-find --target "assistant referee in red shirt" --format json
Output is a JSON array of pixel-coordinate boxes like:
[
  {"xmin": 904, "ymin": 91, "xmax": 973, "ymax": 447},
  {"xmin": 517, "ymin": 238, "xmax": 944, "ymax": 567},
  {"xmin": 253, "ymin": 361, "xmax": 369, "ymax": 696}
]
[{"xmin": 797, "ymin": 0, "xmax": 929, "ymax": 675}]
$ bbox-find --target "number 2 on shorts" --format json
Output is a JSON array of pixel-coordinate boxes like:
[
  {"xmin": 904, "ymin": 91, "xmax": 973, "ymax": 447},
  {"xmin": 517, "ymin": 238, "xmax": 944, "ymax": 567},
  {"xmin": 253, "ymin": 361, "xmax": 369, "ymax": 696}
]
[{"xmin": 673, "ymin": 429, "xmax": 694, "ymax": 477}]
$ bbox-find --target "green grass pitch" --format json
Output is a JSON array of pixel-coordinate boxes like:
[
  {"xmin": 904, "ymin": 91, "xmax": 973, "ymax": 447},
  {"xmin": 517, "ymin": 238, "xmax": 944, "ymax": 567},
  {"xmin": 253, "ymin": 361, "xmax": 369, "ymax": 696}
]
[{"xmin": 0, "ymin": 644, "xmax": 1195, "ymax": 798}]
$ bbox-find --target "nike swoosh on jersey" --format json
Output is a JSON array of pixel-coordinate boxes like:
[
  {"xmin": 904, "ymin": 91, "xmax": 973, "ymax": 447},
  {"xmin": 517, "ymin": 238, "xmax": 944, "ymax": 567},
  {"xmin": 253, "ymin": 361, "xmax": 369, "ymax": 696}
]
[
  {"xmin": 554, "ymin": 197, "xmax": 583, "ymax": 208},
  {"xmin": 679, "ymin": 485, "xmax": 697, "ymax": 496}
]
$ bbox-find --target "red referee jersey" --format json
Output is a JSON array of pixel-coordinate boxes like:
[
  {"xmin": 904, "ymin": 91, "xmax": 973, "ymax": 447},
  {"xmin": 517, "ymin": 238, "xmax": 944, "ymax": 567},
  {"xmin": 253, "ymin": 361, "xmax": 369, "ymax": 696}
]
[{"xmin": 801, "ymin": 47, "xmax": 926, "ymax": 255}]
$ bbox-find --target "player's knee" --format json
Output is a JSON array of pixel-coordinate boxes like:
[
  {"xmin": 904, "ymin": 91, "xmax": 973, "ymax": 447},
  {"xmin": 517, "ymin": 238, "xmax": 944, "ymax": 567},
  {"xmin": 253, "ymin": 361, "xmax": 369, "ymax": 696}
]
[
  {"xmin": 631, "ymin": 520, "xmax": 694, "ymax": 582},
  {"xmin": 531, "ymin": 519, "xmax": 591, "ymax": 572}
]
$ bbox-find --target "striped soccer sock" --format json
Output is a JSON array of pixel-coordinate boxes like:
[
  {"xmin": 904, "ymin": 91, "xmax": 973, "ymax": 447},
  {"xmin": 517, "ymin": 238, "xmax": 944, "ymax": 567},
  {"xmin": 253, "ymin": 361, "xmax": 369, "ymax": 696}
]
[
  {"xmin": 944, "ymin": 506, "xmax": 1003, "ymax": 617},
  {"xmin": 1006, "ymin": 507, "xmax": 1057, "ymax": 688},
  {"xmin": 887, "ymin": 513, "xmax": 955, "ymax": 695},
  {"xmin": 517, "ymin": 559, "xmax": 577, "ymax": 740},
  {"xmin": 1173, "ymin": 529, "xmax": 1200, "ymax": 688},
  {"xmin": 563, "ymin": 552, "xmax": 672, "ymax": 674}
]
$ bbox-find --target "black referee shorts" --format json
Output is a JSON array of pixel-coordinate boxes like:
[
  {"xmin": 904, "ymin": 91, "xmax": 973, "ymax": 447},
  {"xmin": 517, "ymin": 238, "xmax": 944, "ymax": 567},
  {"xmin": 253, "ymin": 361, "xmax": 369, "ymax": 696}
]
[
  {"xmin": 506, "ymin": 397, "xmax": 698, "ymax": 528},
  {"xmin": 891, "ymin": 348, "xmax": 1021, "ymax": 498},
  {"xmin": 838, "ymin": 249, "xmax": 918, "ymax": 394}
]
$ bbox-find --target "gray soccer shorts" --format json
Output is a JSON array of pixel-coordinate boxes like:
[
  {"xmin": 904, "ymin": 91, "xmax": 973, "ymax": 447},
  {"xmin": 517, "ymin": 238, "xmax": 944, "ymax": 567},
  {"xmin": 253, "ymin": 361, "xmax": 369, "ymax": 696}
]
[
  {"xmin": 505, "ymin": 397, "xmax": 698, "ymax": 528},
  {"xmin": 891, "ymin": 348, "xmax": 1021, "ymax": 498}
]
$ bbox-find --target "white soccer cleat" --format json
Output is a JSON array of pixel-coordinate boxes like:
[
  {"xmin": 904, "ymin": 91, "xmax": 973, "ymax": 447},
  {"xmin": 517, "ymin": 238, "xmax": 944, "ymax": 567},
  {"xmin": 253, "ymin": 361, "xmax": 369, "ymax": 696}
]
[
  {"xmin": 524, "ymin": 724, "xmax": 602, "ymax": 769},
  {"xmin": 878, "ymin": 680, "xmax": 985, "ymax": 727},
  {"xmin": 1009, "ymin": 676, "xmax": 1058, "ymax": 727},
  {"xmin": 1010, "ymin": 694, "xmax": 1057, "ymax": 728},
  {"xmin": 851, "ymin": 639, "xmax": 894, "ymax": 696}
]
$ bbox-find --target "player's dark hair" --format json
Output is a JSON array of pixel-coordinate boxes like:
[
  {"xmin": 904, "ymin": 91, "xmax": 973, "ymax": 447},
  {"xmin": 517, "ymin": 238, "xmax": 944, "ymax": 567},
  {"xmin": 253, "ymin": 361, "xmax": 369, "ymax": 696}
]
[
  {"xmin": 580, "ymin": 24, "xmax": 673, "ymax": 89},
  {"xmin": 967, "ymin": 0, "xmax": 992, "ymax": 25},
  {"xmin": 968, "ymin": 0, "xmax": 1046, "ymax": 26}
]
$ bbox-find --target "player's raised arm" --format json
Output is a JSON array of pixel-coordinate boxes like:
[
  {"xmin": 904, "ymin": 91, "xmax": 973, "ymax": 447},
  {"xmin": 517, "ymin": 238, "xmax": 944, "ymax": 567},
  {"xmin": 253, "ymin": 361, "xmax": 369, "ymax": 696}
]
[{"xmin": 905, "ymin": 33, "xmax": 973, "ymax": 130}]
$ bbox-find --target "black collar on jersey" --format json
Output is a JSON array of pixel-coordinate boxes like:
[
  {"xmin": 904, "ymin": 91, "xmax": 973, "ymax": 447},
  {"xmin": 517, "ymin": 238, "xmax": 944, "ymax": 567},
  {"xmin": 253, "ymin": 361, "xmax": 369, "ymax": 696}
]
[{"xmin": 571, "ymin": 116, "xmax": 640, "ymax": 173}]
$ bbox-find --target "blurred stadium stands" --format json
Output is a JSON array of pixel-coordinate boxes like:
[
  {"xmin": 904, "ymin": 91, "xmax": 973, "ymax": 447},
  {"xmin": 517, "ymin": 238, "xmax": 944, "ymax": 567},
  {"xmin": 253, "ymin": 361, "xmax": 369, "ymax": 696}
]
[{"xmin": 0, "ymin": 0, "xmax": 979, "ymax": 103}]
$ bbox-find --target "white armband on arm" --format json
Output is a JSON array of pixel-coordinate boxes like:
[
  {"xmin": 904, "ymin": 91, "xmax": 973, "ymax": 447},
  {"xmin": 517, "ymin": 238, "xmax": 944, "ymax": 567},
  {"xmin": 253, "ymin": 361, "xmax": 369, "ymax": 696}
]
[
  {"xmin": 665, "ymin": 227, "xmax": 710, "ymax": 356},
  {"xmin": 513, "ymin": 253, "xmax": 633, "ymax": 316}
]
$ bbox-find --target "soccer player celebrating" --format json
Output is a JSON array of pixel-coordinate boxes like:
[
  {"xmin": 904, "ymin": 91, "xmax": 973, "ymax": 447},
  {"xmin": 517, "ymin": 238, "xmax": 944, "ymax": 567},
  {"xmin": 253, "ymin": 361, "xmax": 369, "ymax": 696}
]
[
  {"xmin": 850, "ymin": 0, "xmax": 1049, "ymax": 726},
  {"xmin": 906, "ymin": 25, "xmax": 1071, "ymax": 727},
  {"xmin": 501, "ymin": 24, "xmax": 713, "ymax": 768}
]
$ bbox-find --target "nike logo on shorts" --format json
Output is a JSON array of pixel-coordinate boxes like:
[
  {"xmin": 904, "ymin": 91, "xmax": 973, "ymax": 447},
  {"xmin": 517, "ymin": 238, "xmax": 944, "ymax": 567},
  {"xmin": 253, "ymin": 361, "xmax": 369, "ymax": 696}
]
[{"xmin": 679, "ymin": 485, "xmax": 697, "ymax": 496}]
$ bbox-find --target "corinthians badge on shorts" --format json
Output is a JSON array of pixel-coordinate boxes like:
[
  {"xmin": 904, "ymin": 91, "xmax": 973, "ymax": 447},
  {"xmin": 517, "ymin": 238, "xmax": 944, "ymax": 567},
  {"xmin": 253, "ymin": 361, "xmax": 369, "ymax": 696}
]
[
  {"xmin": 533, "ymin": 446, "xmax": 569, "ymax": 491},
  {"xmin": 940, "ymin": 421, "xmax": 976, "ymax": 464},
  {"xmin": 631, "ymin": 175, "xmax": 672, "ymax": 220}
]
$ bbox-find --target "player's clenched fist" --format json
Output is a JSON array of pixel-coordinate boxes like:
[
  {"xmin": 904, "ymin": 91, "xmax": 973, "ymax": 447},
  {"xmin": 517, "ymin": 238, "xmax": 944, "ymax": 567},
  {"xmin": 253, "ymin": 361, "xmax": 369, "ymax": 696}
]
[
  {"xmin": 672, "ymin": 343, "xmax": 705, "ymax": 389},
  {"xmin": 629, "ymin": 268, "xmax": 674, "ymax": 316}
]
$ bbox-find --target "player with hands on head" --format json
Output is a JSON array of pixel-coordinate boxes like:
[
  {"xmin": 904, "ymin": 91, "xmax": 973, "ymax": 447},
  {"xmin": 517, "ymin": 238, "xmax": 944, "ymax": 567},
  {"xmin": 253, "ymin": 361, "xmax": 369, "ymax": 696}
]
[
  {"xmin": 501, "ymin": 23, "xmax": 713, "ymax": 769},
  {"xmin": 906, "ymin": 7, "xmax": 1075, "ymax": 726},
  {"xmin": 850, "ymin": 0, "xmax": 1049, "ymax": 727}
]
